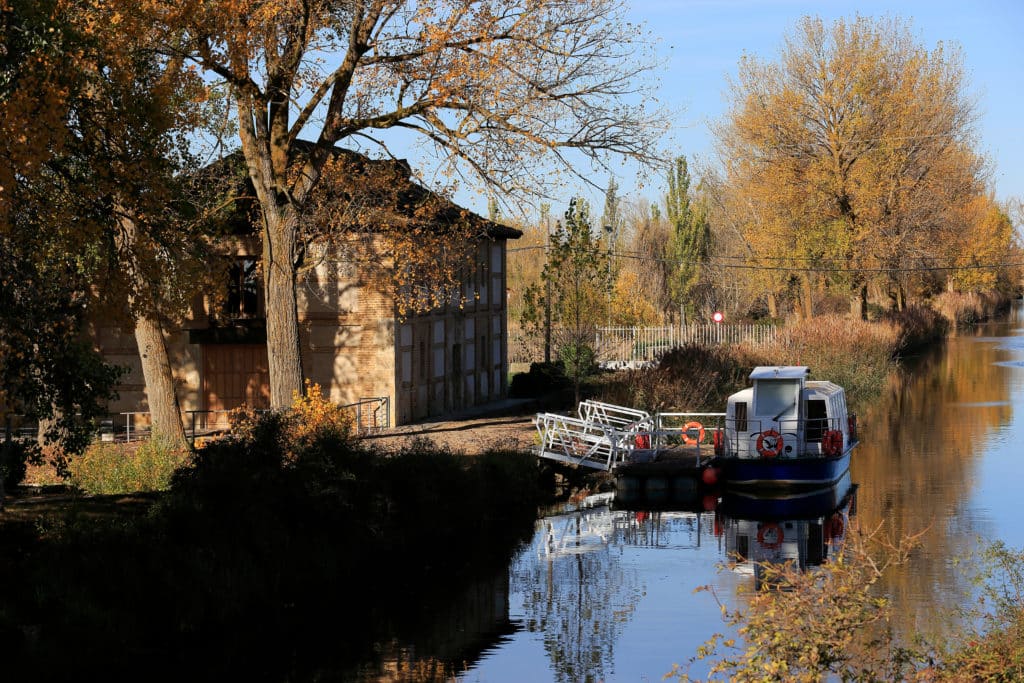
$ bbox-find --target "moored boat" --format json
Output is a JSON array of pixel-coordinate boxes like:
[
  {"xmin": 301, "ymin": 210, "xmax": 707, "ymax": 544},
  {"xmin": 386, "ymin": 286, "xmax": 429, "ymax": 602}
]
[{"xmin": 712, "ymin": 366, "xmax": 858, "ymax": 489}]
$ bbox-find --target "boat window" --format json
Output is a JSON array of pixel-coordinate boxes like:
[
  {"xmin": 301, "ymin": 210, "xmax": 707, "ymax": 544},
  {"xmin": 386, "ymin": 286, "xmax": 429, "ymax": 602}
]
[
  {"xmin": 755, "ymin": 379, "xmax": 798, "ymax": 418},
  {"xmin": 806, "ymin": 399, "xmax": 827, "ymax": 442},
  {"xmin": 734, "ymin": 402, "xmax": 748, "ymax": 432}
]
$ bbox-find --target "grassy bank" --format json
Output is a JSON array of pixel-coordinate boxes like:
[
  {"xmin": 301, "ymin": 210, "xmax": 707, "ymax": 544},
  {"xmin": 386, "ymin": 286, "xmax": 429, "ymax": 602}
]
[{"xmin": 0, "ymin": 411, "xmax": 545, "ymax": 680}]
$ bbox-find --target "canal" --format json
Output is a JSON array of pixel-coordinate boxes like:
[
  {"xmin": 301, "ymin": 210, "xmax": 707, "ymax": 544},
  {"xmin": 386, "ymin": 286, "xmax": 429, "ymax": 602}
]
[{"xmin": 353, "ymin": 303, "xmax": 1024, "ymax": 682}]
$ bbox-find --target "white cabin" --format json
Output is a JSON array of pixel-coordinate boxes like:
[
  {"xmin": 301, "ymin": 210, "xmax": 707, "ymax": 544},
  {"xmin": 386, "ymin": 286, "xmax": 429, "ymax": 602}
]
[{"xmin": 723, "ymin": 366, "xmax": 852, "ymax": 459}]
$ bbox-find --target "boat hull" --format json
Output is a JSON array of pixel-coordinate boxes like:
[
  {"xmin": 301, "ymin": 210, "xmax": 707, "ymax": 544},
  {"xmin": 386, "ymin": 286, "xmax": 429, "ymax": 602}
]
[
  {"xmin": 714, "ymin": 446, "xmax": 853, "ymax": 490},
  {"xmin": 718, "ymin": 471, "xmax": 854, "ymax": 520}
]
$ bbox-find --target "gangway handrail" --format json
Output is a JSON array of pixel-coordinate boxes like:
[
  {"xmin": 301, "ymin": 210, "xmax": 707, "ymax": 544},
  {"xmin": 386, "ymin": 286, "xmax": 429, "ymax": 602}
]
[{"xmin": 577, "ymin": 399, "xmax": 651, "ymax": 428}]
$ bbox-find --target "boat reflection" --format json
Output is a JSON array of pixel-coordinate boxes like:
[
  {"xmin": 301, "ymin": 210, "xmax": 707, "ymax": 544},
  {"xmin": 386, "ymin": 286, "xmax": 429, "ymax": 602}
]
[{"xmin": 714, "ymin": 471, "xmax": 857, "ymax": 589}]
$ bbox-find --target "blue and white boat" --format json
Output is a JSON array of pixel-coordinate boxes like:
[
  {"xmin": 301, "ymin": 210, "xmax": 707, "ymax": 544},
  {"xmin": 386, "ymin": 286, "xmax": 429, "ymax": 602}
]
[{"xmin": 713, "ymin": 366, "xmax": 858, "ymax": 489}]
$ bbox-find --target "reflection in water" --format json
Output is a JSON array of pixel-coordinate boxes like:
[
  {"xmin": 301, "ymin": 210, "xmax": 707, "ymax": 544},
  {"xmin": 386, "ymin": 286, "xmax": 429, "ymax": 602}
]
[
  {"xmin": 853, "ymin": 303, "xmax": 1023, "ymax": 640},
  {"xmin": 512, "ymin": 499, "xmax": 649, "ymax": 683},
  {"xmin": 716, "ymin": 472, "xmax": 856, "ymax": 590},
  {"xmin": 356, "ymin": 303, "xmax": 1024, "ymax": 681}
]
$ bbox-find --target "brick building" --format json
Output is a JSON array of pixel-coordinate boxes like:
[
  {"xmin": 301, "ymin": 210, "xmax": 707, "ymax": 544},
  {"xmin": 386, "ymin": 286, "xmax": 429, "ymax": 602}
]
[{"xmin": 96, "ymin": 150, "xmax": 521, "ymax": 429}]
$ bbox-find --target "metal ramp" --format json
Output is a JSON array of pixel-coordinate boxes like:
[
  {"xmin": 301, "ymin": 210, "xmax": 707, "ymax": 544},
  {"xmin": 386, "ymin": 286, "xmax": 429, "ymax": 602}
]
[
  {"xmin": 533, "ymin": 400, "xmax": 727, "ymax": 472},
  {"xmin": 533, "ymin": 400, "xmax": 654, "ymax": 471}
]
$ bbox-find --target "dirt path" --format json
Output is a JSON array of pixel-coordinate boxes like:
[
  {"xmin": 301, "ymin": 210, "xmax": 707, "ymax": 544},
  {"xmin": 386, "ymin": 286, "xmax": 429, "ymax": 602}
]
[{"xmin": 360, "ymin": 413, "xmax": 538, "ymax": 454}]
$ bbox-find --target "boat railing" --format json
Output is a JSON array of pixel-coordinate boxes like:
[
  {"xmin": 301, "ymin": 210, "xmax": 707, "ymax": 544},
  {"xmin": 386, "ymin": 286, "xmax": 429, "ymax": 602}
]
[
  {"xmin": 721, "ymin": 416, "xmax": 850, "ymax": 458},
  {"xmin": 652, "ymin": 412, "xmax": 726, "ymax": 451}
]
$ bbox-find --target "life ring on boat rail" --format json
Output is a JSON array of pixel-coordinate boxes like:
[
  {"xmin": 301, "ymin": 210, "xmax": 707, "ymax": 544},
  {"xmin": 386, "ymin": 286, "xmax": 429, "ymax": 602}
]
[
  {"xmin": 712, "ymin": 429, "xmax": 724, "ymax": 456},
  {"xmin": 821, "ymin": 429, "xmax": 844, "ymax": 457},
  {"xmin": 756, "ymin": 429, "xmax": 784, "ymax": 458},
  {"xmin": 681, "ymin": 421, "xmax": 705, "ymax": 445},
  {"xmin": 634, "ymin": 432, "xmax": 651, "ymax": 449},
  {"xmin": 757, "ymin": 522, "xmax": 784, "ymax": 549}
]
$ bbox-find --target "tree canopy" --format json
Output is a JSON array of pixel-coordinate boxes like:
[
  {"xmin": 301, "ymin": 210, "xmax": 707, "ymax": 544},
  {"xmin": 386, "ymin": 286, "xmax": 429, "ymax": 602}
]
[
  {"xmin": 135, "ymin": 0, "xmax": 668, "ymax": 406},
  {"xmin": 714, "ymin": 15, "xmax": 1014, "ymax": 319}
]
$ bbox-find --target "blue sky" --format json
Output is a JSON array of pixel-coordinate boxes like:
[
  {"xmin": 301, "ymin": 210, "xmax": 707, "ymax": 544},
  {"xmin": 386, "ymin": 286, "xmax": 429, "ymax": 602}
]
[{"xmin": 608, "ymin": 0, "xmax": 1024, "ymax": 213}]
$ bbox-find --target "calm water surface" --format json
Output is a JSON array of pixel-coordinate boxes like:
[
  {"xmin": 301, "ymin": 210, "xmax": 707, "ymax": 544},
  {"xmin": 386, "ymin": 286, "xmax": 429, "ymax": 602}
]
[{"xmin": 363, "ymin": 304, "xmax": 1024, "ymax": 682}]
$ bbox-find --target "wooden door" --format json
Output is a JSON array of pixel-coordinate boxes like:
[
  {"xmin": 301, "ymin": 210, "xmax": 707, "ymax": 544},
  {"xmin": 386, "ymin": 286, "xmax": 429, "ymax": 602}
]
[{"xmin": 203, "ymin": 344, "xmax": 270, "ymax": 425}]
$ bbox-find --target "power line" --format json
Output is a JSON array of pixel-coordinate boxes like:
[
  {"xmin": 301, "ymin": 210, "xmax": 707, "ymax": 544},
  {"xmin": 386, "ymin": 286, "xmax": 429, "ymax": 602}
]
[{"xmin": 507, "ymin": 244, "xmax": 1024, "ymax": 273}]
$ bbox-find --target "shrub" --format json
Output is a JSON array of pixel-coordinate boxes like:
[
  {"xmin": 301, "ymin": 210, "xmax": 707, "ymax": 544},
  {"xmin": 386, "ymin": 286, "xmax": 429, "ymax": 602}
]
[
  {"xmin": 69, "ymin": 436, "xmax": 189, "ymax": 495},
  {"xmin": 509, "ymin": 361, "xmax": 571, "ymax": 398},
  {"xmin": 882, "ymin": 304, "xmax": 949, "ymax": 353},
  {"xmin": 559, "ymin": 341, "xmax": 597, "ymax": 379},
  {"xmin": 931, "ymin": 291, "xmax": 1010, "ymax": 327},
  {"xmin": 225, "ymin": 380, "xmax": 355, "ymax": 463},
  {"xmin": 594, "ymin": 344, "xmax": 762, "ymax": 412},
  {"xmin": 0, "ymin": 439, "xmax": 32, "ymax": 489},
  {"xmin": 672, "ymin": 523, "xmax": 929, "ymax": 682}
]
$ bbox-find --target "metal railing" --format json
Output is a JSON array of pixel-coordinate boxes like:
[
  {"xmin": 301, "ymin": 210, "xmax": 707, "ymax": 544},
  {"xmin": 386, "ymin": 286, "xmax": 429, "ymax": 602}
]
[
  {"xmin": 105, "ymin": 396, "xmax": 393, "ymax": 445},
  {"xmin": 508, "ymin": 323, "xmax": 779, "ymax": 365},
  {"xmin": 595, "ymin": 324, "xmax": 778, "ymax": 363}
]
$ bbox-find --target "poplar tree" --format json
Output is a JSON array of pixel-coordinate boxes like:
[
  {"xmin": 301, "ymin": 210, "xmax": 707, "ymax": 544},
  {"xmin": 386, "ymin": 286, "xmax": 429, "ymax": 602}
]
[
  {"xmin": 522, "ymin": 199, "xmax": 610, "ymax": 403},
  {"xmin": 665, "ymin": 156, "xmax": 711, "ymax": 322}
]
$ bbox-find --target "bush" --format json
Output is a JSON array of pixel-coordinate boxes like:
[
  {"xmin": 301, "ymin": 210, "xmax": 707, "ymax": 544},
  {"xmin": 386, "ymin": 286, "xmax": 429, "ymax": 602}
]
[
  {"xmin": 932, "ymin": 291, "xmax": 1011, "ymax": 327},
  {"xmin": 882, "ymin": 304, "xmax": 949, "ymax": 353},
  {"xmin": 559, "ymin": 341, "xmax": 597, "ymax": 379},
  {"xmin": 69, "ymin": 436, "xmax": 189, "ymax": 495},
  {"xmin": 0, "ymin": 439, "xmax": 32, "ymax": 489},
  {"xmin": 594, "ymin": 344, "xmax": 762, "ymax": 412},
  {"xmin": 509, "ymin": 361, "xmax": 571, "ymax": 398}
]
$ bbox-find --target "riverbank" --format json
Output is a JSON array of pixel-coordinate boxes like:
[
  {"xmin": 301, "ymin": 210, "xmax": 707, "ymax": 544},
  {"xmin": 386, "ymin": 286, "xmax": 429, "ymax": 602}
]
[{"xmin": 0, "ymin": 414, "xmax": 546, "ymax": 681}]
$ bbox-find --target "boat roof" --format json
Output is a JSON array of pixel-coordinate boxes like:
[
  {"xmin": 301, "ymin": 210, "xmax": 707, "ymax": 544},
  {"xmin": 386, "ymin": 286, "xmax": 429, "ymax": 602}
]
[{"xmin": 749, "ymin": 366, "xmax": 810, "ymax": 380}]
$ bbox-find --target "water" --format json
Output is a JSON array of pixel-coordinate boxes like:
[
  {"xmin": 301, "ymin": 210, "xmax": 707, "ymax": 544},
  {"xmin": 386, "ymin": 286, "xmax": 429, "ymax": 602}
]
[{"xmin": 359, "ymin": 303, "xmax": 1024, "ymax": 682}]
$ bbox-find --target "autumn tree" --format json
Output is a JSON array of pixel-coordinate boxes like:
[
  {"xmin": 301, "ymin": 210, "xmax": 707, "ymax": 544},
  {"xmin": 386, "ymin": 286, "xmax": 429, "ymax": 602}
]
[
  {"xmin": 522, "ymin": 199, "xmax": 610, "ymax": 403},
  {"xmin": 143, "ymin": 0, "xmax": 667, "ymax": 407},
  {"xmin": 1, "ymin": 0, "xmax": 218, "ymax": 451},
  {"xmin": 717, "ymin": 15, "xmax": 985, "ymax": 319},
  {"xmin": 609, "ymin": 198, "xmax": 670, "ymax": 325},
  {"xmin": 0, "ymin": 0, "xmax": 123, "ymax": 477}
]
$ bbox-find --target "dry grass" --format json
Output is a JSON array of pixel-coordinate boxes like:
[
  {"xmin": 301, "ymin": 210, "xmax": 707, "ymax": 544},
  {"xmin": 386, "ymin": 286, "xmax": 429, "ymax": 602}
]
[
  {"xmin": 931, "ymin": 291, "xmax": 1006, "ymax": 326},
  {"xmin": 757, "ymin": 315, "xmax": 900, "ymax": 411}
]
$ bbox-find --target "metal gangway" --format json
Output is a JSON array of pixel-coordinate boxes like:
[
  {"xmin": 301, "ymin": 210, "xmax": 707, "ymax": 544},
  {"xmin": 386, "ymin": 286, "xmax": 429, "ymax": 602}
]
[
  {"xmin": 533, "ymin": 400, "xmax": 654, "ymax": 471},
  {"xmin": 533, "ymin": 400, "xmax": 726, "ymax": 471}
]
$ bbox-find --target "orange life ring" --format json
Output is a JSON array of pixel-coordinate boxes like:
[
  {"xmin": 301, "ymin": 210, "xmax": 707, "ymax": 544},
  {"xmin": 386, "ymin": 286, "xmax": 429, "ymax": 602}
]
[
  {"xmin": 634, "ymin": 433, "xmax": 651, "ymax": 449},
  {"xmin": 757, "ymin": 522, "xmax": 784, "ymax": 549},
  {"xmin": 712, "ymin": 429, "xmax": 724, "ymax": 456},
  {"xmin": 821, "ymin": 429, "xmax": 844, "ymax": 456},
  {"xmin": 756, "ymin": 429, "xmax": 784, "ymax": 458},
  {"xmin": 682, "ymin": 421, "xmax": 705, "ymax": 445}
]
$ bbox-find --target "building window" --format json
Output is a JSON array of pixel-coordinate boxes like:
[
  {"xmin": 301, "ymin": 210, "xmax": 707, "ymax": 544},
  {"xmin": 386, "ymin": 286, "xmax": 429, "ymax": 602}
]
[{"xmin": 225, "ymin": 258, "xmax": 261, "ymax": 319}]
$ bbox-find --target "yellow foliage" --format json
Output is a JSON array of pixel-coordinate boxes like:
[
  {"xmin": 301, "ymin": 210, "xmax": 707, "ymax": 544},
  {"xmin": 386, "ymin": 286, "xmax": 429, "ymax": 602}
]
[{"xmin": 289, "ymin": 379, "xmax": 354, "ymax": 445}]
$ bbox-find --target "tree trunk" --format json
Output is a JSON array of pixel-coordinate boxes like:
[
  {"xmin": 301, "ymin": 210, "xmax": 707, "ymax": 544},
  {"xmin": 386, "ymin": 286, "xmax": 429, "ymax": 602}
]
[
  {"xmin": 116, "ymin": 207, "xmax": 188, "ymax": 449},
  {"xmin": 134, "ymin": 314, "xmax": 188, "ymax": 450},
  {"xmin": 800, "ymin": 274, "xmax": 814, "ymax": 320},
  {"xmin": 850, "ymin": 284, "xmax": 869, "ymax": 321},
  {"xmin": 767, "ymin": 291, "xmax": 779, "ymax": 319},
  {"xmin": 263, "ymin": 206, "xmax": 305, "ymax": 408}
]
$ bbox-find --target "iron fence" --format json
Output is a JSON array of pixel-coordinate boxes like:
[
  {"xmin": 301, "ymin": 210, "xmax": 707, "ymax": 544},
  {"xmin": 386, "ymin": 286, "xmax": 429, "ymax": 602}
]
[{"xmin": 509, "ymin": 323, "xmax": 778, "ymax": 365}]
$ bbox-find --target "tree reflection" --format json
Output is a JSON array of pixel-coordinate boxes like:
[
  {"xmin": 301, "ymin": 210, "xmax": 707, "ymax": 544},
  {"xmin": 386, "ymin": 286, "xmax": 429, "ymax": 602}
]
[
  {"xmin": 854, "ymin": 311, "xmax": 1020, "ymax": 640},
  {"xmin": 511, "ymin": 505, "xmax": 645, "ymax": 683}
]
